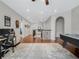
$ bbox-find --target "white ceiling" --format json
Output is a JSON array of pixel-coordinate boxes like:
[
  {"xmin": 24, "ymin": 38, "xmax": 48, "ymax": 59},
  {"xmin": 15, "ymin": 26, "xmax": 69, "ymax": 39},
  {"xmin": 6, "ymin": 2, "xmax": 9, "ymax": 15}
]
[{"xmin": 1, "ymin": 0, "xmax": 79, "ymax": 23}]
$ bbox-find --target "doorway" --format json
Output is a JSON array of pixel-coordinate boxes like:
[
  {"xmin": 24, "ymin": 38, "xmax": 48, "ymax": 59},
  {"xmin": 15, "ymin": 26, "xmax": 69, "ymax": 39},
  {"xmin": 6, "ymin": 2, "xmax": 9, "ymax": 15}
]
[{"xmin": 55, "ymin": 16, "xmax": 64, "ymax": 39}]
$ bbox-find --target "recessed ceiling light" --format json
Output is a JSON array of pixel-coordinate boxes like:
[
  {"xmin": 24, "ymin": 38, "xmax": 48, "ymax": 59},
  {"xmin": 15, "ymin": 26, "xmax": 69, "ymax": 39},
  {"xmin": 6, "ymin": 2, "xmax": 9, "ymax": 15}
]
[
  {"xmin": 26, "ymin": 9, "xmax": 30, "ymax": 12},
  {"xmin": 54, "ymin": 9, "xmax": 57, "ymax": 13}
]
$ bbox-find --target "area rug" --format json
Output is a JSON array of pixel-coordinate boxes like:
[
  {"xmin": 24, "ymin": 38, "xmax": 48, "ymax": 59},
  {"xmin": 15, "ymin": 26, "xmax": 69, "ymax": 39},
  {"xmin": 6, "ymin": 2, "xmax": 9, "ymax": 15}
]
[{"xmin": 3, "ymin": 43, "xmax": 78, "ymax": 59}]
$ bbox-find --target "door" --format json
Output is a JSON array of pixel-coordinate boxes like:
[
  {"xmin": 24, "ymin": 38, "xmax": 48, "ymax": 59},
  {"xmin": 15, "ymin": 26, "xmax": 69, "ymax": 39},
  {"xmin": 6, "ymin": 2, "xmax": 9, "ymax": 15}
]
[{"xmin": 55, "ymin": 17, "xmax": 64, "ymax": 39}]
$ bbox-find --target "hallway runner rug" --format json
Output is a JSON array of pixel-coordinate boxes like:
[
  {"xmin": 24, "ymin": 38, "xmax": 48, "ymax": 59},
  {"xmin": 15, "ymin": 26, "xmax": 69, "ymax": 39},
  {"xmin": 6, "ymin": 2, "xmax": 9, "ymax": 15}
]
[{"xmin": 3, "ymin": 43, "xmax": 78, "ymax": 59}]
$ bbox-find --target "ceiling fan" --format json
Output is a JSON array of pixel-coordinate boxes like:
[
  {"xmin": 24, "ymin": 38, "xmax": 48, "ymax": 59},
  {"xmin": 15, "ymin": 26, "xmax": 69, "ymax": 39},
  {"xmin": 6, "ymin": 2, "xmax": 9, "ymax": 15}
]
[{"xmin": 32, "ymin": 0, "xmax": 49, "ymax": 5}]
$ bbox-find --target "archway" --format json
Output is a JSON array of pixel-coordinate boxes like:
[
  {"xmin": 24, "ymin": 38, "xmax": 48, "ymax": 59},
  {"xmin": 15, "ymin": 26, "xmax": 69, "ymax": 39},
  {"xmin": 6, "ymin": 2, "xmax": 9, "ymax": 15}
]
[{"xmin": 55, "ymin": 16, "xmax": 64, "ymax": 40}]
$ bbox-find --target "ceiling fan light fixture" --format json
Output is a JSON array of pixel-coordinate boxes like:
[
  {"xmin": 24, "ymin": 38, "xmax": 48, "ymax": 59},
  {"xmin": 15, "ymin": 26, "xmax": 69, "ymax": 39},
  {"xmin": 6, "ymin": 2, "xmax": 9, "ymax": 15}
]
[{"xmin": 45, "ymin": 0, "xmax": 49, "ymax": 5}]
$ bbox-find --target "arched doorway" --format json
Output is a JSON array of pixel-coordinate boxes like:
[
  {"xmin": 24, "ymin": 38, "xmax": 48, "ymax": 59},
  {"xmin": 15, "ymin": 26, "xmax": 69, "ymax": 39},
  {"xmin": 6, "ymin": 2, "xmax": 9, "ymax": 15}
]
[{"xmin": 55, "ymin": 16, "xmax": 64, "ymax": 40}]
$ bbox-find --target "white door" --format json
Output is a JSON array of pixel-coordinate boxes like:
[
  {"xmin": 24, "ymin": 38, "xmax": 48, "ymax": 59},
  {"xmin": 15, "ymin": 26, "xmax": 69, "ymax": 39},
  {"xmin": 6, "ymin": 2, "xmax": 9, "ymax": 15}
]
[{"xmin": 56, "ymin": 17, "xmax": 64, "ymax": 38}]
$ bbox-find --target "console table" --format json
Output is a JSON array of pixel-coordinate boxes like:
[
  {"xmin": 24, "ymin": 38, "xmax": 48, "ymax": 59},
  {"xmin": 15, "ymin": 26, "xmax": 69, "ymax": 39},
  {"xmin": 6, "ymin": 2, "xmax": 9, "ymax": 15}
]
[{"xmin": 60, "ymin": 34, "xmax": 79, "ymax": 48}]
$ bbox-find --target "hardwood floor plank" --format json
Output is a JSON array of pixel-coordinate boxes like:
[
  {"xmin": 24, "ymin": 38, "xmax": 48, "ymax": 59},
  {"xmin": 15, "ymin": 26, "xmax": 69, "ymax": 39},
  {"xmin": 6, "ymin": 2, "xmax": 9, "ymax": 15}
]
[{"xmin": 21, "ymin": 35, "xmax": 54, "ymax": 43}]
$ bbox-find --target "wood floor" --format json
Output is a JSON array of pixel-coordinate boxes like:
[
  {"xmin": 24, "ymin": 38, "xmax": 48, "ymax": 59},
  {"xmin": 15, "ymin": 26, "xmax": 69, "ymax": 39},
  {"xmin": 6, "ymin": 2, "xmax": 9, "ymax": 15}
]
[
  {"xmin": 21, "ymin": 35, "xmax": 54, "ymax": 43},
  {"xmin": 21, "ymin": 35, "xmax": 79, "ymax": 58}
]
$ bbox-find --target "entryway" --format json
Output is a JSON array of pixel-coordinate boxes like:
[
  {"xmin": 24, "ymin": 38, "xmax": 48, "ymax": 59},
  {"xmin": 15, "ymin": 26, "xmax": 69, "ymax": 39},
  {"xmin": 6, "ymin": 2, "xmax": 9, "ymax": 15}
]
[{"xmin": 55, "ymin": 16, "xmax": 64, "ymax": 39}]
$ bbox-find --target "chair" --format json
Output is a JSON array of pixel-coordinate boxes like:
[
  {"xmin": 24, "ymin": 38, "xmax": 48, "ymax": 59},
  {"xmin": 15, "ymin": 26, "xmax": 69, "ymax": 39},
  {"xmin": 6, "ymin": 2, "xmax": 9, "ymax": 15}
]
[{"xmin": 1, "ymin": 33, "xmax": 16, "ymax": 56}]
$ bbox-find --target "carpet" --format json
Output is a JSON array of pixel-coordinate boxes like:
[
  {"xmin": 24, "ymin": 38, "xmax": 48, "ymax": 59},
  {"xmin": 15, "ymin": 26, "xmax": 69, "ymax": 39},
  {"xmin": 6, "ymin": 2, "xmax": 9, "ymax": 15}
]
[{"xmin": 3, "ymin": 43, "xmax": 78, "ymax": 59}]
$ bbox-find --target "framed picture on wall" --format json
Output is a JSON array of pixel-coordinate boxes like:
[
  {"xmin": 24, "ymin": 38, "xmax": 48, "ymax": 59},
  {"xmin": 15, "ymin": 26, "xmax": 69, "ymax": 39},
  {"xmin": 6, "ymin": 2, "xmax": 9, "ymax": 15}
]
[
  {"xmin": 16, "ymin": 20, "xmax": 19, "ymax": 28},
  {"xmin": 4, "ymin": 16, "xmax": 11, "ymax": 27}
]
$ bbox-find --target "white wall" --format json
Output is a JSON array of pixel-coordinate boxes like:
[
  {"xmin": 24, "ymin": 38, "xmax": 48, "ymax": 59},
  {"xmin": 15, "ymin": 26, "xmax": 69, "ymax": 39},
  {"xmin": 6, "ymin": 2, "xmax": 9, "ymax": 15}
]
[
  {"xmin": 42, "ymin": 16, "xmax": 51, "ymax": 39},
  {"xmin": 0, "ymin": 1, "xmax": 31, "ymax": 42},
  {"xmin": 21, "ymin": 20, "xmax": 32, "ymax": 37},
  {"xmin": 41, "ymin": 11, "xmax": 72, "ymax": 40},
  {"xmin": 42, "ymin": 16, "xmax": 51, "ymax": 30},
  {"xmin": 51, "ymin": 11, "xmax": 72, "ymax": 40},
  {"xmin": 0, "ymin": 1, "xmax": 21, "ymax": 43},
  {"xmin": 28, "ymin": 10, "xmax": 72, "ymax": 40},
  {"xmin": 71, "ymin": 5, "xmax": 79, "ymax": 34},
  {"xmin": 31, "ymin": 24, "xmax": 40, "ymax": 30}
]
